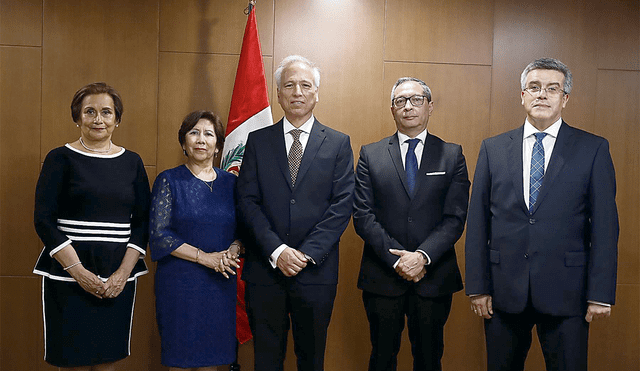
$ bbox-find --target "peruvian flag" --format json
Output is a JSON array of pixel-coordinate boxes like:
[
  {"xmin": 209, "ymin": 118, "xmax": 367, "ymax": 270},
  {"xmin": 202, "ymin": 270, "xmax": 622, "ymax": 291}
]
[
  {"xmin": 221, "ymin": 2, "xmax": 272, "ymax": 176},
  {"xmin": 221, "ymin": 1, "xmax": 272, "ymax": 344}
]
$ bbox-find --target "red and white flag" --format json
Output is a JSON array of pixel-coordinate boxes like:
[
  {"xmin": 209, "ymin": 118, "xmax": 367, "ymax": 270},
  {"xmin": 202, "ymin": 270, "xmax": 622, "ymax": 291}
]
[
  {"xmin": 221, "ymin": 1, "xmax": 272, "ymax": 345},
  {"xmin": 221, "ymin": 2, "xmax": 272, "ymax": 176}
]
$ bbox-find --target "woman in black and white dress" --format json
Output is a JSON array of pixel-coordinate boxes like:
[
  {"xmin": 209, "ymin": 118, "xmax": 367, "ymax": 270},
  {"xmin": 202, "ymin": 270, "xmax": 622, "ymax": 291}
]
[{"xmin": 33, "ymin": 82, "xmax": 150, "ymax": 370}]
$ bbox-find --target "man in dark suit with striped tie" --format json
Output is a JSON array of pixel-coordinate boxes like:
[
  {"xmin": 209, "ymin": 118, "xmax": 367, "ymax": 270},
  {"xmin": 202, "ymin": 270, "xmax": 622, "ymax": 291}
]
[
  {"xmin": 237, "ymin": 55, "xmax": 354, "ymax": 371},
  {"xmin": 465, "ymin": 58, "xmax": 619, "ymax": 370}
]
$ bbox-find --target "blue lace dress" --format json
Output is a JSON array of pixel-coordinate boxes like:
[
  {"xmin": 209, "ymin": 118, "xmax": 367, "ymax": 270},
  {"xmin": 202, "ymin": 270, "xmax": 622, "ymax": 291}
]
[{"xmin": 149, "ymin": 165, "xmax": 237, "ymax": 367}]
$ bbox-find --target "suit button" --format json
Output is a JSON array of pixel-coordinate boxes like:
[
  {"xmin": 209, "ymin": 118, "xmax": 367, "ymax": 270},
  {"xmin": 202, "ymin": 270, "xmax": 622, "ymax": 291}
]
[
  {"xmin": 524, "ymin": 253, "xmax": 529, "ymax": 259},
  {"xmin": 408, "ymin": 217, "xmax": 413, "ymax": 223},
  {"xmin": 290, "ymin": 199, "xmax": 296, "ymax": 205},
  {"xmin": 529, "ymin": 218, "xmax": 536, "ymax": 224}
]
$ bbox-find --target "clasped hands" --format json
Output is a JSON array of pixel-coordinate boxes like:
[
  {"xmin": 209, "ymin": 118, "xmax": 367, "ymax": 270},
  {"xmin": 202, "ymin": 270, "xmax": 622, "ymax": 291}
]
[
  {"xmin": 199, "ymin": 242, "xmax": 242, "ymax": 279},
  {"xmin": 277, "ymin": 247, "xmax": 308, "ymax": 277},
  {"xmin": 69, "ymin": 265, "xmax": 128, "ymax": 300},
  {"xmin": 389, "ymin": 249, "xmax": 426, "ymax": 282}
]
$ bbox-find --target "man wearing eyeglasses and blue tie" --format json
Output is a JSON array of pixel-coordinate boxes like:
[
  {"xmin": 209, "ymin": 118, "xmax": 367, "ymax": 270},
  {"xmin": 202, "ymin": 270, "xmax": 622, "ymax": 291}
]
[
  {"xmin": 465, "ymin": 58, "xmax": 619, "ymax": 371},
  {"xmin": 354, "ymin": 77, "xmax": 470, "ymax": 371}
]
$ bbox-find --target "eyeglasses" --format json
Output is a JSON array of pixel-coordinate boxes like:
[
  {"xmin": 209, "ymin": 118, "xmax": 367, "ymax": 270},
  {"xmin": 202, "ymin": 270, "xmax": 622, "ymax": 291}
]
[
  {"xmin": 392, "ymin": 95, "xmax": 428, "ymax": 108},
  {"xmin": 523, "ymin": 86, "xmax": 565, "ymax": 96}
]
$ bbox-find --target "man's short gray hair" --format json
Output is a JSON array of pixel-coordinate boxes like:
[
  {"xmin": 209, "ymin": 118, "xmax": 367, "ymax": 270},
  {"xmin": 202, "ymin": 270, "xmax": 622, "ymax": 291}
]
[
  {"xmin": 520, "ymin": 58, "xmax": 572, "ymax": 94},
  {"xmin": 274, "ymin": 55, "xmax": 321, "ymax": 89},
  {"xmin": 390, "ymin": 77, "xmax": 432, "ymax": 104}
]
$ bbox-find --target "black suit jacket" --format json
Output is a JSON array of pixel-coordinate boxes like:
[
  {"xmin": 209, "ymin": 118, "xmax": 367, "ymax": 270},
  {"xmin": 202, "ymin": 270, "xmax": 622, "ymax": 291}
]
[
  {"xmin": 237, "ymin": 118, "xmax": 355, "ymax": 285},
  {"xmin": 354, "ymin": 133, "xmax": 470, "ymax": 297},
  {"xmin": 465, "ymin": 122, "xmax": 619, "ymax": 316}
]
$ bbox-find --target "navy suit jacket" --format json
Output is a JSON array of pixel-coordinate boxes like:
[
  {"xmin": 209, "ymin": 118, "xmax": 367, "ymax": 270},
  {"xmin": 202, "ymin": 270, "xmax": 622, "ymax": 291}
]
[
  {"xmin": 237, "ymin": 118, "xmax": 354, "ymax": 285},
  {"xmin": 354, "ymin": 133, "xmax": 470, "ymax": 297},
  {"xmin": 465, "ymin": 122, "xmax": 619, "ymax": 316}
]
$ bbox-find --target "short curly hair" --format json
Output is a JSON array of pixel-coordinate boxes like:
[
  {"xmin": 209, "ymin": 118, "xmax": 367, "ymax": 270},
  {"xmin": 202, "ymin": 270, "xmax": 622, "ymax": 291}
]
[{"xmin": 71, "ymin": 82, "xmax": 123, "ymax": 123}]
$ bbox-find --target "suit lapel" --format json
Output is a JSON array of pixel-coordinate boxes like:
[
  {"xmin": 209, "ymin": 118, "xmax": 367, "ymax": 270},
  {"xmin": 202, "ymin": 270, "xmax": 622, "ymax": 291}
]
[
  {"xmin": 508, "ymin": 126, "xmax": 529, "ymax": 214},
  {"xmin": 387, "ymin": 134, "xmax": 411, "ymax": 195},
  {"xmin": 530, "ymin": 121, "xmax": 572, "ymax": 214},
  {"xmin": 415, "ymin": 135, "xmax": 442, "ymax": 198},
  {"xmin": 295, "ymin": 119, "xmax": 326, "ymax": 188}
]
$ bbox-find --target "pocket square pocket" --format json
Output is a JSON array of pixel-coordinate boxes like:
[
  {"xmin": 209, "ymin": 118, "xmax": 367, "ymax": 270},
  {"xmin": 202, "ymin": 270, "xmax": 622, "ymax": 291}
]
[{"xmin": 425, "ymin": 171, "xmax": 446, "ymax": 176}]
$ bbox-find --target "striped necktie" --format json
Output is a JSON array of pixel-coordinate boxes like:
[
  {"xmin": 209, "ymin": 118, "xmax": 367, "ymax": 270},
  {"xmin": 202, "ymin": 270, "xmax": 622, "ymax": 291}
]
[{"xmin": 529, "ymin": 132, "xmax": 547, "ymax": 211}]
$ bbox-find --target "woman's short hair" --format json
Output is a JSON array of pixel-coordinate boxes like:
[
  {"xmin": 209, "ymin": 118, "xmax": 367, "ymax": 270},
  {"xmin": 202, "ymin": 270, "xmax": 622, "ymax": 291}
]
[
  {"xmin": 71, "ymin": 82, "xmax": 124, "ymax": 123},
  {"xmin": 178, "ymin": 110, "xmax": 226, "ymax": 154}
]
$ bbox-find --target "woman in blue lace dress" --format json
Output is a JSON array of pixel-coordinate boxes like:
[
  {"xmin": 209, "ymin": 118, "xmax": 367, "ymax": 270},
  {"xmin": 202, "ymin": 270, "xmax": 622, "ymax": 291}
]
[{"xmin": 149, "ymin": 110, "xmax": 241, "ymax": 370}]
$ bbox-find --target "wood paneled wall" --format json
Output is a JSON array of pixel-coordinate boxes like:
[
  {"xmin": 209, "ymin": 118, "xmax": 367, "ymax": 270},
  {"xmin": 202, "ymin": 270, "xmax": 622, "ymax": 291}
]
[{"xmin": 1, "ymin": 0, "xmax": 638, "ymax": 370}]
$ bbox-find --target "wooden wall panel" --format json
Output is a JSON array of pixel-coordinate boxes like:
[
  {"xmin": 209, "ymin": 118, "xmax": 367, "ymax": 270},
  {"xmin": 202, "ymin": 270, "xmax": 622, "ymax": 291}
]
[
  {"xmin": 594, "ymin": 0, "xmax": 640, "ymax": 70},
  {"xmin": 384, "ymin": 0, "xmax": 494, "ymax": 65},
  {"xmin": 591, "ymin": 70, "xmax": 640, "ymax": 285},
  {"xmin": 588, "ymin": 284, "xmax": 640, "ymax": 370},
  {"xmin": 0, "ymin": 0, "xmax": 639, "ymax": 370},
  {"xmin": 0, "ymin": 277, "xmax": 57, "ymax": 371},
  {"xmin": 490, "ymin": 0, "xmax": 599, "ymax": 136},
  {"xmin": 0, "ymin": 0, "xmax": 42, "ymax": 46},
  {"xmin": 272, "ymin": 0, "xmax": 387, "ymax": 152},
  {"xmin": 40, "ymin": 0, "xmax": 159, "ymax": 165},
  {"xmin": 159, "ymin": 0, "xmax": 274, "ymax": 55},
  {"xmin": 0, "ymin": 46, "xmax": 42, "ymax": 276},
  {"xmin": 157, "ymin": 52, "xmax": 274, "ymax": 173}
]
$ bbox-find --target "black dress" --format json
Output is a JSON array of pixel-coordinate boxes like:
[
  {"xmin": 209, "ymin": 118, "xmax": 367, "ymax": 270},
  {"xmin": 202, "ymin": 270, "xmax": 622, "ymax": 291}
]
[{"xmin": 33, "ymin": 144, "xmax": 150, "ymax": 367}]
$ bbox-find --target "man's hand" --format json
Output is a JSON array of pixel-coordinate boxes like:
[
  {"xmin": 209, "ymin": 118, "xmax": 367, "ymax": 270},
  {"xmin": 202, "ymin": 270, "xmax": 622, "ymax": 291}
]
[
  {"xmin": 277, "ymin": 247, "xmax": 308, "ymax": 277},
  {"xmin": 585, "ymin": 303, "xmax": 611, "ymax": 323},
  {"xmin": 470, "ymin": 294, "xmax": 493, "ymax": 319},
  {"xmin": 389, "ymin": 249, "xmax": 426, "ymax": 282}
]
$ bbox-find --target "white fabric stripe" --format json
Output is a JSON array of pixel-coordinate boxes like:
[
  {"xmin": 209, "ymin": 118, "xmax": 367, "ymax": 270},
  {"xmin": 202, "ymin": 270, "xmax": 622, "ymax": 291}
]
[
  {"xmin": 127, "ymin": 243, "xmax": 146, "ymax": 255},
  {"xmin": 68, "ymin": 236, "xmax": 130, "ymax": 243},
  {"xmin": 65, "ymin": 143, "xmax": 125, "ymax": 158},
  {"xmin": 34, "ymin": 269, "xmax": 148, "ymax": 282},
  {"xmin": 49, "ymin": 239, "xmax": 73, "ymax": 257},
  {"xmin": 58, "ymin": 226, "xmax": 131, "ymax": 235},
  {"xmin": 57, "ymin": 218, "xmax": 131, "ymax": 228},
  {"xmin": 127, "ymin": 279, "xmax": 138, "ymax": 356},
  {"xmin": 41, "ymin": 277, "xmax": 47, "ymax": 362}
]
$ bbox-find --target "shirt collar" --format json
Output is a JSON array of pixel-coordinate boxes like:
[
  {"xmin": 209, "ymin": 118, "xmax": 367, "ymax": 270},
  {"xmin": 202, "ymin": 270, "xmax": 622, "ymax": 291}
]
[
  {"xmin": 397, "ymin": 129, "xmax": 428, "ymax": 145},
  {"xmin": 284, "ymin": 115, "xmax": 315, "ymax": 135},
  {"xmin": 523, "ymin": 117, "xmax": 562, "ymax": 140}
]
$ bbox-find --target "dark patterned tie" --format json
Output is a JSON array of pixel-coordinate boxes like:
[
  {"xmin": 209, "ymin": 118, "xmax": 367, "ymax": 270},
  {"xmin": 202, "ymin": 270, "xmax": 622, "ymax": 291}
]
[
  {"xmin": 288, "ymin": 129, "xmax": 303, "ymax": 186},
  {"xmin": 529, "ymin": 132, "xmax": 547, "ymax": 211},
  {"xmin": 405, "ymin": 138, "xmax": 420, "ymax": 194}
]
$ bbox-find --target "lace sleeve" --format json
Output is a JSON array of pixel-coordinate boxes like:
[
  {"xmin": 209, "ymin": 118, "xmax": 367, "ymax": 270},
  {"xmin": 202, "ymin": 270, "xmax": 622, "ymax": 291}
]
[{"xmin": 149, "ymin": 172, "xmax": 184, "ymax": 261}]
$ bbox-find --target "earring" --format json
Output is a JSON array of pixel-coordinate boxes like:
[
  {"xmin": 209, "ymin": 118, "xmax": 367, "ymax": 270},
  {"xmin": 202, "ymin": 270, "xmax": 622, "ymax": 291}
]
[
  {"xmin": 76, "ymin": 124, "xmax": 80, "ymax": 127},
  {"xmin": 183, "ymin": 149, "xmax": 188, "ymax": 156},
  {"xmin": 116, "ymin": 124, "xmax": 119, "ymax": 127}
]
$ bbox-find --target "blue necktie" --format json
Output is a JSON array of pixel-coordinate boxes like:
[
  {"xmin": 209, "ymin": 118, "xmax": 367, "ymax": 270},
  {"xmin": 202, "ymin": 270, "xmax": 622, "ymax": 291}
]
[
  {"xmin": 529, "ymin": 132, "xmax": 547, "ymax": 211},
  {"xmin": 405, "ymin": 139, "xmax": 420, "ymax": 194}
]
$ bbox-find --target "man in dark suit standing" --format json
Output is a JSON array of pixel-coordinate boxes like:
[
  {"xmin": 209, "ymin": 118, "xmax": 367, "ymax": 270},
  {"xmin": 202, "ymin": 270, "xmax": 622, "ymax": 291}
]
[
  {"xmin": 237, "ymin": 55, "xmax": 354, "ymax": 371},
  {"xmin": 353, "ymin": 77, "xmax": 470, "ymax": 371},
  {"xmin": 465, "ymin": 58, "xmax": 619, "ymax": 371}
]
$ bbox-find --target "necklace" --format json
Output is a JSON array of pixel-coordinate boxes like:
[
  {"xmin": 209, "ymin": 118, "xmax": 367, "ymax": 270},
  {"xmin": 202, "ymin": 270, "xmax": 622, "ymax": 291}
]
[
  {"xmin": 185, "ymin": 164, "xmax": 216, "ymax": 192},
  {"xmin": 202, "ymin": 180, "xmax": 213, "ymax": 192},
  {"xmin": 79, "ymin": 137, "xmax": 112, "ymax": 153}
]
